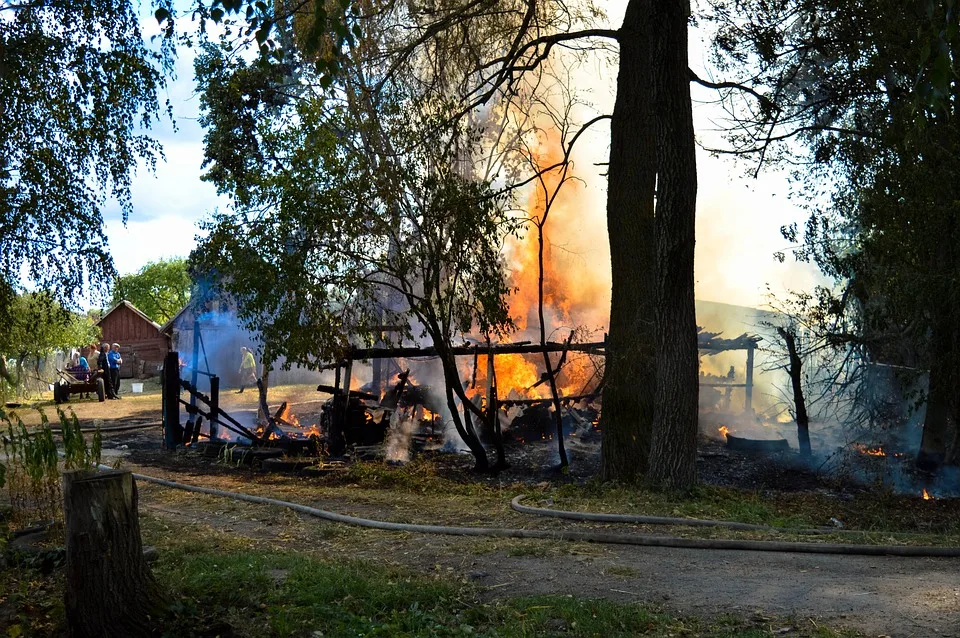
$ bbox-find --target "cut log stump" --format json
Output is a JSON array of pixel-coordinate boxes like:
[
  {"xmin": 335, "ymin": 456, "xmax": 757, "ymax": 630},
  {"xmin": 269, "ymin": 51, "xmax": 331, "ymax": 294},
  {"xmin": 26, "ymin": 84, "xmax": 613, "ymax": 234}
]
[{"xmin": 63, "ymin": 469, "xmax": 161, "ymax": 638}]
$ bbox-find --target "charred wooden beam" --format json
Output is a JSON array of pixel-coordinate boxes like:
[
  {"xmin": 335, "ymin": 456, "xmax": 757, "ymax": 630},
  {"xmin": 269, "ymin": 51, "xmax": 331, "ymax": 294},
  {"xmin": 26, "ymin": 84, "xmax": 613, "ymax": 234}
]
[{"xmin": 336, "ymin": 341, "xmax": 606, "ymax": 362}]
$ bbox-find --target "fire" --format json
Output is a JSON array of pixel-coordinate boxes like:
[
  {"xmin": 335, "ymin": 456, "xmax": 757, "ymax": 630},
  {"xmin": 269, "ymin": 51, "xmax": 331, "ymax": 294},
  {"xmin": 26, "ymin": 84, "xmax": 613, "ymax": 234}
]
[
  {"xmin": 922, "ymin": 489, "xmax": 933, "ymax": 501},
  {"xmin": 718, "ymin": 425, "xmax": 730, "ymax": 438},
  {"xmin": 498, "ymin": 124, "xmax": 608, "ymax": 360},
  {"xmin": 474, "ymin": 353, "xmax": 543, "ymax": 399},
  {"xmin": 854, "ymin": 444, "xmax": 887, "ymax": 457}
]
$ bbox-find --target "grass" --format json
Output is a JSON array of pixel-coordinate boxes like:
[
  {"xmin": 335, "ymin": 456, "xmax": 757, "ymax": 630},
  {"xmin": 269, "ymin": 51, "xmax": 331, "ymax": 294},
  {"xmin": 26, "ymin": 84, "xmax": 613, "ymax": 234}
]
[
  {"xmin": 141, "ymin": 517, "xmax": 862, "ymax": 637},
  {"xmin": 131, "ymin": 452, "xmax": 960, "ymax": 551},
  {"xmin": 544, "ymin": 481, "xmax": 960, "ymax": 538},
  {"xmin": 0, "ymin": 512, "xmax": 863, "ymax": 637}
]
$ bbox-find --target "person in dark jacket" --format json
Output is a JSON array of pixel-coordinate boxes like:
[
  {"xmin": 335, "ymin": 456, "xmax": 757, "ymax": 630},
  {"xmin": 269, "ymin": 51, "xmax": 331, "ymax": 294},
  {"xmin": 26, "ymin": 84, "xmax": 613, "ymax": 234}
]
[
  {"xmin": 108, "ymin": 343, "xmax": 123, "ymax": 398},
  {"xmin": 97, "ymin": 343, "xmax": 117, "ymax": 399}
]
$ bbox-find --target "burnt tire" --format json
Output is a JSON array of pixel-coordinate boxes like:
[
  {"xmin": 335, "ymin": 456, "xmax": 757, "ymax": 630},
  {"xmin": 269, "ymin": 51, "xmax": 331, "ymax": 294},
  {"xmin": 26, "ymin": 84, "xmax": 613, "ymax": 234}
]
[{"xmin": 96, "ymin": 378, "xmax": 106, "ymax": 402}]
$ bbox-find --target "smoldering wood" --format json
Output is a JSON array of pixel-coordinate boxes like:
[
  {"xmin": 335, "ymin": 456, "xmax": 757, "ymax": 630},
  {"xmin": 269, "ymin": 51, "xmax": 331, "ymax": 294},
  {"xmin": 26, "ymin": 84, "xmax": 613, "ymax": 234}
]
[
  {"xmin": 499, "ymin": 393, "xmax": 599, "ymax": 407},
  {"xmin": 63, "ymin": 470, "xmax": 160, "ymax": 638},
  {"xmin": 725, "ymin": 434, "xmax": 790, "ymax": 453},
  {"xmin": 379, "ymin": 369, "xmax": 410, "ymax": 408},
  {"xmin": 258, "ymin": 378, "xmax": 284, "ymax": 439},
  {"xmin": 315, "ymin": 384, "xmax": 379, "ymax": 401}
]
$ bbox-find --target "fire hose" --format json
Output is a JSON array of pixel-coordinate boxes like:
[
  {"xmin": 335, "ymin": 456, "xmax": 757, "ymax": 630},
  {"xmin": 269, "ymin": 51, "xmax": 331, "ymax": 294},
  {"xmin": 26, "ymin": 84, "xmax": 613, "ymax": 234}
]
[
  {"xmin": 509, "ymin": 495, "xmax": 905, "ymax": 537},
  {"xmin": 126, "ymin": 471, "xmax": 960, "ymax": 558}
]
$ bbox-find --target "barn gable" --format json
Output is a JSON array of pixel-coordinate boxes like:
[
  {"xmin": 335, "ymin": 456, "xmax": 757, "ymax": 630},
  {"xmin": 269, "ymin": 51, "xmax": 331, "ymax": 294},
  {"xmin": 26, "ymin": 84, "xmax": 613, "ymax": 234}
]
[{"xmin": 97, "ymin": 300, "xmax": 170, "ymax": 377}]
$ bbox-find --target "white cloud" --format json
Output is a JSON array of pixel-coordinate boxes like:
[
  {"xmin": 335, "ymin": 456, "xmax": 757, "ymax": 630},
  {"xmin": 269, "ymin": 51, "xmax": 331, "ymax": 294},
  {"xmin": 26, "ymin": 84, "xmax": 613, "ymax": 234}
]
[{"xmin": 104, "ymin": 216, "xmax": 208, "ymax": 276}]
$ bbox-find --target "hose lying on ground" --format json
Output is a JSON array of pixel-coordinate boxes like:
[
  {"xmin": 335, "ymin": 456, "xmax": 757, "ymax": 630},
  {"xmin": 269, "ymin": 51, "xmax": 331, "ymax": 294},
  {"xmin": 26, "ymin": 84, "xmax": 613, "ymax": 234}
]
[
  {"xmin": 510, "ymin": 495, "xmax": 917, "ymax": 537},
  {"xmin": 127, "ymin": 470, "xmax": 960, "ymax": 558},
  {"xmin": 56, "ymin": 422, "xmax": 161, "ymax": 434}
]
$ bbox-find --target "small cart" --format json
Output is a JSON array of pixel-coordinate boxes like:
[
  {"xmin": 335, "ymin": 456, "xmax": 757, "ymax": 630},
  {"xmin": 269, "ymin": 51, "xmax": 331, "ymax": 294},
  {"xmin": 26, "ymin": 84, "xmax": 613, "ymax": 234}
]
[{"xmin": 53, "ymin": 368, "xmax": 106, "ymax": 403}]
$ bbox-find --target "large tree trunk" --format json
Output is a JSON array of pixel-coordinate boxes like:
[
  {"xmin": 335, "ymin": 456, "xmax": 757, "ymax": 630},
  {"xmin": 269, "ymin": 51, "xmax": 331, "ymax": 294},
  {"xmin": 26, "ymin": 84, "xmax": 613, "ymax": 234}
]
[
  {"xmin": 63, "ymin": 470, "xmax": 160, "ymax": 638},
  {"xmin": 919, "ymin": 297, "xmax": 954, "ymax": 470},
  {"xmin": 647, "ymin": 0, "xmax": 700, "ymax": 489},
  {"xmin": 599, "ymin": 0, "xmax": 658, "ymax": 482}
]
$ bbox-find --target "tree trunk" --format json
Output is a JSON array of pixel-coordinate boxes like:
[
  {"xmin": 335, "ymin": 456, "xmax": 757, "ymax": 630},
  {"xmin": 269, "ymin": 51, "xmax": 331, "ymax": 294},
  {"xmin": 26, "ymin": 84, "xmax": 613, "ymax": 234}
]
[
  {"xmin": 919, "ymin": 300, "xmax": 953, "ymax": 470},
  {"xmin": 63, "ymin": 470, "xmax": 160, "ymax": 638},
  {"xmin": 647, "ymin": 0, "xmax": 700, "ymax": 489},
  {"xmin": 599, "ymin": 0, "xmax": 658, "ymax": 483},
  {"xmin": 437, "ymin": 346, "xmax": 489, "ymax": 471},
  {"xmin": 257, "ymin": 363, "xmax": 271, "ymax": 427},
  {"xmin": 537, "ymin": 220, "xmax": 568, "ymax": 469},
  {"xmin": 776, "ymin": 326, "xmax": 811, "ymax": 456}
]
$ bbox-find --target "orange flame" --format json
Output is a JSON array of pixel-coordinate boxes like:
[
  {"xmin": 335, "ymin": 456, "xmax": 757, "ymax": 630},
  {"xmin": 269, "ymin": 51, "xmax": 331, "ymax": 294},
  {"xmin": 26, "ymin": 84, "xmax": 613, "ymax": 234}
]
[
  {"xmin": 718, "ymin": 425, "xmax": 730, "ymax": 438},
  {"xmin": 922, "ymin": 489, "xmax": 933, "ymax": 501}
]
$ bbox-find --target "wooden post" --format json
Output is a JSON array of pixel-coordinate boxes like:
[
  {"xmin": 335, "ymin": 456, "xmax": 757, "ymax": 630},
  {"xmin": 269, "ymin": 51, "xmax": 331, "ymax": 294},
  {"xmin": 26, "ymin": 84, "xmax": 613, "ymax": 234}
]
[
  {"xmin": 488, "ymin": 347, "xmax": 508, "ymax": 469},
  {"xmin": 209, "ymin": 374, "xmax": 220, "ymax": 440},
  {"xmin": 162, "ymin": 350, "xmax": 181, "ymax": 449},
  {"xmin": 744, "ymin": 342, "xmax": 755, "ymax": 413},
  {"xmin": 186, "ymin": 319, "xmax": 201, "ymax": 432},
  {"xmin": 329, "ymin": 357, "xmax": 352, "ymax": 457},
  {"xmin": 63, "ymin": 470, "xmax": 159, "ymax": 637},
  {"xmin": 342, "ymin": 354, "xmax": 353, "ymax": 397}
]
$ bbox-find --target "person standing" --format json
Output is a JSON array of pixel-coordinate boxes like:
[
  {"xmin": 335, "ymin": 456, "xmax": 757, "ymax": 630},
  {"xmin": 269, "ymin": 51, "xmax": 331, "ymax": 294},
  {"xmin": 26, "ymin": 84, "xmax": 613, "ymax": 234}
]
[
  {"xmin": 237, "ymin": 346, "xmax": 257, "ymax": 394},
  {"xmin": 97, "ymin": 343, "xmax": 117, "ymax": 399},
  {"xmin": 108, "ymin": 343, "xmax": 123, "ymax": 399}
]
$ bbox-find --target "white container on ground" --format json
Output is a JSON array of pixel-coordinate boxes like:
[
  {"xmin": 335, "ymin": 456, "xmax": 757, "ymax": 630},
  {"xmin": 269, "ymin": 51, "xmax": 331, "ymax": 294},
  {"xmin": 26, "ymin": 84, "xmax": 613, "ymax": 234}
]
[{"xmin": 131, "ymin": 383, "xmax": 144, "ymax": 393}]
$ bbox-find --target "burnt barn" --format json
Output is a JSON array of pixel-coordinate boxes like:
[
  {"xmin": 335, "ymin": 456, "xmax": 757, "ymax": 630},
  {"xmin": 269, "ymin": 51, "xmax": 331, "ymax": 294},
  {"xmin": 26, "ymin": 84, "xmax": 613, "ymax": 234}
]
[{"xmin": 96, "ymin": 300, "xmax": 170, "ymax": 378}]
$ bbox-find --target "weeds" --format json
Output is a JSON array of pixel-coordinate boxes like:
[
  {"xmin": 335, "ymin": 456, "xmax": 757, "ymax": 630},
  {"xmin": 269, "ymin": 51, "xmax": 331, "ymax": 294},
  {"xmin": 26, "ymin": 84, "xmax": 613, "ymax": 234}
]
[{"xmin": 0, "ymin": 407, "xmax": 101, "ymax": 534}]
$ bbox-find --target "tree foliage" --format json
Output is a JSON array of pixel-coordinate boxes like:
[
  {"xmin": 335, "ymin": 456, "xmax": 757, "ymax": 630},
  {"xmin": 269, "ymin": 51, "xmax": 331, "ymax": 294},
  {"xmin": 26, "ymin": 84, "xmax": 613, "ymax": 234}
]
[
  {"xmin": 112, "ymin": 258, "xmax": 192, "ymax": 325},
  {"xmin": 708, "ymin": 0, "xmax": 960, "ymax": 464},
  {"xmin": 192, "ymin": 42, "xmax": 519, "ymax": 468},
  {"xmin": 0, "ymin": 0, "xmax": 175, "ymax": 314},
  {"xmin": 0, "ymin": 292, "xmax": 100, "ymax": 393}
]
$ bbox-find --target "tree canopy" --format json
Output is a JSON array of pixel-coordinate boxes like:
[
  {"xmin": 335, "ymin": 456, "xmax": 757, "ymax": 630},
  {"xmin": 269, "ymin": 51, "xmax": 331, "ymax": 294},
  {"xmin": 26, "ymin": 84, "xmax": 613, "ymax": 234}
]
[
  {"xmin": 0, "ymin": 0, "xmax": 175, "ymax": 315},
  {"xmin": 112, "ymin": 258, "xmax": 192, "ymax": 325}
]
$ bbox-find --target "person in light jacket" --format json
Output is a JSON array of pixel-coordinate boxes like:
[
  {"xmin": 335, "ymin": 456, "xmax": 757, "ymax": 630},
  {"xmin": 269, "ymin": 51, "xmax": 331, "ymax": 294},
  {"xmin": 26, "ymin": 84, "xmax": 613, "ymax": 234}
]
[{"xmin": 237, "ymin": 346, "xmax": 257, "ymax": 394}]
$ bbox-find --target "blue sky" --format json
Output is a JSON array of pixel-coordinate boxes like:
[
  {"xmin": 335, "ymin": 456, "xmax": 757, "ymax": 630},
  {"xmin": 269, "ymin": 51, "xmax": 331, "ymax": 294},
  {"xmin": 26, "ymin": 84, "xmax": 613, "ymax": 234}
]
[{"xmin": 99, "ymin": 1, "xmax": 825, "ymax": 311}]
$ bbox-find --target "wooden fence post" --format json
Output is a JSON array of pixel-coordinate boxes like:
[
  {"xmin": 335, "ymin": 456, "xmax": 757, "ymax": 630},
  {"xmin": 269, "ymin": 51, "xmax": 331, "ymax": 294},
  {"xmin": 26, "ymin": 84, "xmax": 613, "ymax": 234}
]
[
  {"xmin": 209, "ymin": 374, "xmax": 220, "ymax": 440},
  {"xmin": 63, "ymin": 470, "xmax": 160, "ymax": 638},
  {"xmin": 163, "ymin": 350, "xmax": 181, "ymax": 449}
]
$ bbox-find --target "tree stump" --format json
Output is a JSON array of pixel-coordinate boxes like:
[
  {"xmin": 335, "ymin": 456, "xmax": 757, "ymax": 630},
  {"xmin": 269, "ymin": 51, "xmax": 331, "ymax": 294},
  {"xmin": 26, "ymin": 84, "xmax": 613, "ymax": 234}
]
[{"xmin": 63, "ymin": 470, "xmax": 161, "ymax": 638}]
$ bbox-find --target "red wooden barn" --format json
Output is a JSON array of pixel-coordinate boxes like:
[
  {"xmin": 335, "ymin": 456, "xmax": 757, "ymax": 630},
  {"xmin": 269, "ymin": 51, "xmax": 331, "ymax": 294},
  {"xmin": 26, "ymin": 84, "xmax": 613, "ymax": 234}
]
[{"xmin": 96, "ymin": 300, "xmax": 171, "ymax": 378}]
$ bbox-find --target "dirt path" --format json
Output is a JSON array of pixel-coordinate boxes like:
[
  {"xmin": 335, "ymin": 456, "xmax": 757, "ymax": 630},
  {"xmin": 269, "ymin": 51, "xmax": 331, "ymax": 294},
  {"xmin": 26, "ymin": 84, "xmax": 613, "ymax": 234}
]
[
  {"xmin": 487, "ymin": 545, "xmax": 960, "ymax": 638},
  {"xmin": 133, "ymin": 477, "xmax": 960, "ymax": 638}
]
